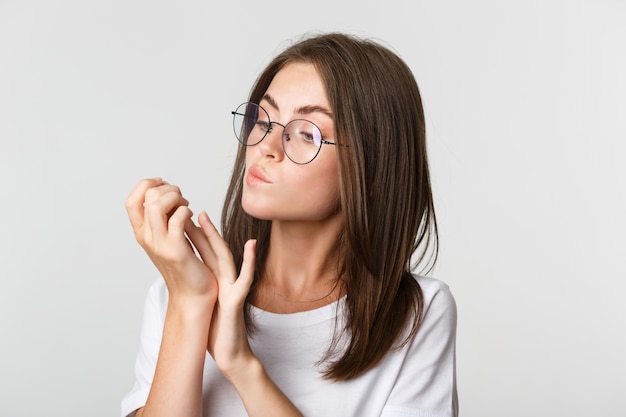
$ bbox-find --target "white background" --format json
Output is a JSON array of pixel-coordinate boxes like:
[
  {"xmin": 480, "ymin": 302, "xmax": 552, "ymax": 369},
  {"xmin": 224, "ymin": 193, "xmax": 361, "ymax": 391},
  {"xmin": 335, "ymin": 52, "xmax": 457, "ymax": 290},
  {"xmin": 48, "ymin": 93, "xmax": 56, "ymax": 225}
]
[{"xmin": 1, "ymin": 0, "xmax": 625, "ymax": 416}]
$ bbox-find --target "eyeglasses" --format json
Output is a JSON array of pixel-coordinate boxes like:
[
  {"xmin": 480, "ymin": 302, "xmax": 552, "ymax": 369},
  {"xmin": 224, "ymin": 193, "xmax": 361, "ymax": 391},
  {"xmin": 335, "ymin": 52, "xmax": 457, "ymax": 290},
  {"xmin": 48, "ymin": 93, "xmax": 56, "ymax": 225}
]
[{"xmin": 231, "ymin": 102, "xmax": 337, "ymax": 165}]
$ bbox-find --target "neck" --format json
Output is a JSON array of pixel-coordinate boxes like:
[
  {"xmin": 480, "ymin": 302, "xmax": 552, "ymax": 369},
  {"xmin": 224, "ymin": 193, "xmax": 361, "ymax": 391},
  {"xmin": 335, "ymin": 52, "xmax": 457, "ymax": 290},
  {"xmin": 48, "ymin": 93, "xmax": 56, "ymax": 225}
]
[{"xmin": 252, "ymin": 213, "xmax": 345, "ymax": 313}]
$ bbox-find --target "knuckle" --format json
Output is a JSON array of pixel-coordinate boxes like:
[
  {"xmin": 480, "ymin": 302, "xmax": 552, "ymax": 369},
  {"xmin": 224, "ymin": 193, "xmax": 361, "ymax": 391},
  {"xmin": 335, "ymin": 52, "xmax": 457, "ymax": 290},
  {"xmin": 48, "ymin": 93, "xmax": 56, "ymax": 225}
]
[
  {"xmin": 144, "ymin": 187, "xmax": 159, "ymax": 202},
  {"xmin": 134, "ymin": 233, "xmax": 146, "ymax": 246},
  {"xmin": 145, "ymin": 201, "xmax": 163, "ymax": 216},
  {"xmin": 125, "ymin": 195, "xmax": 136, "ymax": 211},
  {"xmin": 179, "ymin": 205, "xmax": 192, "ymax": 216},
  {"xmin": 172, "ymin": 206, "xmax": 192, "ymax": 221}
]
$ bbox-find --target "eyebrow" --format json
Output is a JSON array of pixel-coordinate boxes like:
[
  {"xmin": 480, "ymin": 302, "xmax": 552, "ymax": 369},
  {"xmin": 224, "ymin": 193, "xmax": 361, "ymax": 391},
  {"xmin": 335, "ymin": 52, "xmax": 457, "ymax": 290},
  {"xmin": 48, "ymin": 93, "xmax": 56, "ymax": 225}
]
[{"xmin": 262, "ymin": 93, "xmax": 333, "ymax": 120}]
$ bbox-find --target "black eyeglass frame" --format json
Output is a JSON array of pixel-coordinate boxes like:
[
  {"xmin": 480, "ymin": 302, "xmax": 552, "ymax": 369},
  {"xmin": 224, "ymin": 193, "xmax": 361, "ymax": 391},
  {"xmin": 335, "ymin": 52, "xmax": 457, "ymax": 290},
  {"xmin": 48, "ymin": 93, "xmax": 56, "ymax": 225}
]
[{"xmin": 231, "ymin": 102, "xmax": 338, "ymax": 165}]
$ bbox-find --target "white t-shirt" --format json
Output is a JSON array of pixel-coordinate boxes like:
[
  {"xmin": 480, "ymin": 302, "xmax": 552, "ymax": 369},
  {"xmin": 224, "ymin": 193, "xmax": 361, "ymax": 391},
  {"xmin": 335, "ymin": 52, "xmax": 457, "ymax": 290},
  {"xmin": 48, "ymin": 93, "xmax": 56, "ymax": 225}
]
[{"xmin": 121, "ymin": 275, "xmax": 458, "ymax": 417}]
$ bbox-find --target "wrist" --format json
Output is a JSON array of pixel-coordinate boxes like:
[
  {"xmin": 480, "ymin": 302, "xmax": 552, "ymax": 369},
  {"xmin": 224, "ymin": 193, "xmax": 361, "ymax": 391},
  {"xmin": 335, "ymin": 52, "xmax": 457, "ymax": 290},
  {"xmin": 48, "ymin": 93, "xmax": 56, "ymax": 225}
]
[
  {"xmin": 224, "ymin": 355, "xmax": 264, "ymax": 389},
  {"xmin": 167, "ymin": 294, "xmax": 216, "ymax": 324},
  {"xmin": 224, "ymin": 357, "xmax": 304, "ymax": 417}
]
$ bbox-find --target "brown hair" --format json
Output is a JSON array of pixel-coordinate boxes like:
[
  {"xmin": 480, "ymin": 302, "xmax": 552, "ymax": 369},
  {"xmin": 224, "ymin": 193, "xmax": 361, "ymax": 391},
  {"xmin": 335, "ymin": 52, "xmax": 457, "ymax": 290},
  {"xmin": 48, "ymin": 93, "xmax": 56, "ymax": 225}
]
[{"xmin": 221, "ymin": 32, "xmax": 438, "ymax": 380}]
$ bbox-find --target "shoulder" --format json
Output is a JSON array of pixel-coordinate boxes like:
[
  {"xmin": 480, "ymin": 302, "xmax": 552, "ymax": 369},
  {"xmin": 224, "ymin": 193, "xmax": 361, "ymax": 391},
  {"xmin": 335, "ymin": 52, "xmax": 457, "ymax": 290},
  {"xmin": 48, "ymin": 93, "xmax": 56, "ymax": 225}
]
[
  {"xmin": 380, "ymin": 275, "xmax": 458, "ymax": 416},
  {"xmin": 413, "ymin": 274, "xmax": 457, "ymax": 328},
  {"xmin": 414, "ymin": 275, "xmax": 455, "ymax": 302}
]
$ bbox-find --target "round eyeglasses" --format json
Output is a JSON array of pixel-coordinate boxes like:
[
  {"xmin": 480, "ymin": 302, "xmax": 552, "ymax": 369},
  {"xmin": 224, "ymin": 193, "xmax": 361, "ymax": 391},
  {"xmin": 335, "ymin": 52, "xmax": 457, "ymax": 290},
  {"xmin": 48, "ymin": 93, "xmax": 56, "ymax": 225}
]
[{"xmin": 232, "ymin": 102, "xmax": 337, "ymax": 165}]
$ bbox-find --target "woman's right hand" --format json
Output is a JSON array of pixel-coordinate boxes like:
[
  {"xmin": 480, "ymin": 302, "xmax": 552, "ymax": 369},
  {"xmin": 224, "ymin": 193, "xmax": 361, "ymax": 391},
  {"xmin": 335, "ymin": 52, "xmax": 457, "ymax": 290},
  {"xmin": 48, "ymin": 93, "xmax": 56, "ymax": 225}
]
[
  {"xmin": 125, "ymin": 178, "xmax": 218, "ymax": 307},
  {"xmin": 126, "ymin": 178, "xmax": 220, "ymax": 417}
]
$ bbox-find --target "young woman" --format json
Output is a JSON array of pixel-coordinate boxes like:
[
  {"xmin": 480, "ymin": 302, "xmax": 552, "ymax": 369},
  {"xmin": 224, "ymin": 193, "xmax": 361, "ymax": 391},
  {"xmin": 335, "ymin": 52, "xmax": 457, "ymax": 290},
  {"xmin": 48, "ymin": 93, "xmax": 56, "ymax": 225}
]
[{"xmin": 121, "ymin": 32, "xmax": 457, "ymax": 417}]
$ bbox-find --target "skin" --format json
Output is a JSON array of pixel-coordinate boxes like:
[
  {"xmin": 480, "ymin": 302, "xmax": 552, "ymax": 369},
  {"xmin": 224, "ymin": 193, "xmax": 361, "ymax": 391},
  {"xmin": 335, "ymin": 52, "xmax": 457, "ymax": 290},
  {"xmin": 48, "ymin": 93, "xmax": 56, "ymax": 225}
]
[
  {"xmin": 243, "ymin": 62, "xmax": 344, "ymax": 313},
  {"xmin": 125, "ymin": 62, "xmax": 343, "ymax": 416}
]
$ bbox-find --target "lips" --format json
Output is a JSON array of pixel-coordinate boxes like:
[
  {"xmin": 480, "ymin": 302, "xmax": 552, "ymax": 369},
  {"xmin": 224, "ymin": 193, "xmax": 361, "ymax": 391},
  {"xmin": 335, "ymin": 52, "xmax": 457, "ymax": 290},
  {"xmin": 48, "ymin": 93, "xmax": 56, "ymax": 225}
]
[{"xmin": 246, "ymin": 165, "xmax": 272, "ymax": 185}]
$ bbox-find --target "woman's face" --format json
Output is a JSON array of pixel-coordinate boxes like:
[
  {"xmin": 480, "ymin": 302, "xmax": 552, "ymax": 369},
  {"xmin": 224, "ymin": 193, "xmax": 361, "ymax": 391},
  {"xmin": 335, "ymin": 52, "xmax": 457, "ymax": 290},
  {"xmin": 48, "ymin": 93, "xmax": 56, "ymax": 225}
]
[{"xmin": 241, "ymin": 62, "xmax": 340, "ymax": 223}]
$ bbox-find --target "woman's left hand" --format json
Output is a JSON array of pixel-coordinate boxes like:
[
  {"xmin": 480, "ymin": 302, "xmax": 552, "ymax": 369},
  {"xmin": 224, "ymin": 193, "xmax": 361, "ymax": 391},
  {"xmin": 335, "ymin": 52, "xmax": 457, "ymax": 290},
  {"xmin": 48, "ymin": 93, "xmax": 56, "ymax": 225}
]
[
  {"xmin": 186, "ymin": 210, "xmax": 257, "ymax": 381},
  {"xmin": 188, "ymin": 211, "xmax": 304, "ymax": 416}
]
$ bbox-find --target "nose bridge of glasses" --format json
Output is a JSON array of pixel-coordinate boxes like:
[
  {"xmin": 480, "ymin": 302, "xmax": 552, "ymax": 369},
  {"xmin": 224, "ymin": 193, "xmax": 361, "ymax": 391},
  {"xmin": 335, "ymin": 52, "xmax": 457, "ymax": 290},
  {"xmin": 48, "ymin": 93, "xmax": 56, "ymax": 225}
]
[
  {"xmin": 261, "ymin": 120, "xmax": 288, "ymax": 155},
  {"xmin": 267, "ymin": 120, "xmax": 286, "ymax": 135}
]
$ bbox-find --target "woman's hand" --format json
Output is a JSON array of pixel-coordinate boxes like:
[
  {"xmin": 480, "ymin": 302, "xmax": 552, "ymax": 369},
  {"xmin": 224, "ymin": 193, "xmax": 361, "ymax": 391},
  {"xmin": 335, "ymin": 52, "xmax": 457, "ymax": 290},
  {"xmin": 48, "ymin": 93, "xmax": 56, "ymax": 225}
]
[
  {"xmin": 186, "ymin": 210, "xmax": 257, "ymax": 381},
  {"xmin": 126, "ymin": 178, "xmax": 222, "ymax": 417},
  {"xmin": 125, "ymin": 178, "xmax": 218, "ymax": 308},
  {"xmin": 192, "ymin": 212, "xmax": 304, "ymax": 416}
]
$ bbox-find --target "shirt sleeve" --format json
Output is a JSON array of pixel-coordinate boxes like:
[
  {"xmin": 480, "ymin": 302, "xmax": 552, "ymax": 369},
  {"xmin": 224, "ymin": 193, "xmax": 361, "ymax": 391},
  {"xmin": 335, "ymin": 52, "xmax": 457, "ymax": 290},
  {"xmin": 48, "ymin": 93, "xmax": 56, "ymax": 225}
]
[
  {"xmin": 381, "ymin": 278, "xmax": 458, "ymax": 417},
  {"xmin": 120, "ymin": 278, "xmax": 168, "ymax": 417}
]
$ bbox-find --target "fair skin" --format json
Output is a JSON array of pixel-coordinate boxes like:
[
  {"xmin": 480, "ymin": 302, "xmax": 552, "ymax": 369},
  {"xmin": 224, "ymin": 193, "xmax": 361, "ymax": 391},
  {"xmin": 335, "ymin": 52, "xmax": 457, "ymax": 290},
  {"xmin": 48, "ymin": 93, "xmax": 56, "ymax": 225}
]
[{"xmin": 126, "ymin": 62, "xmax": 343, "ymax": 417}]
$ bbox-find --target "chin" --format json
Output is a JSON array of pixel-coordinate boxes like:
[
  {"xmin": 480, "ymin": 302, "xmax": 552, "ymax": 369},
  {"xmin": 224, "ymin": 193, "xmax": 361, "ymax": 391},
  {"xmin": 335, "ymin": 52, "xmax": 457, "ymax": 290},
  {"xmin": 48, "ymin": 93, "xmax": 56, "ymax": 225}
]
[
  {"xmin": 241, "ymin": 201, "xmax": 273, "ymax": 221},
  {"xmin": 241, "ymin": 195, "xmax": 342, "ymax": 223}
]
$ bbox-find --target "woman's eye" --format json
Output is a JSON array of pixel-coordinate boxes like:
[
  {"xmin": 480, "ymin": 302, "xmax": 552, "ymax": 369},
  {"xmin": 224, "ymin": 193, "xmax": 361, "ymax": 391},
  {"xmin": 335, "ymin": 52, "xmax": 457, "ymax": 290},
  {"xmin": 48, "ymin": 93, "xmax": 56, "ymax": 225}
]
[
  {"xmin": 297, "ymin": 129, "xmax": 321, "ymax": 146},
  {"xmin": 255, "ymin": 120, "xmax": 270, "ymax": 131},
  {"xmin": 301, "ymin": 132, "xmax": 315, "ymax": 142}
]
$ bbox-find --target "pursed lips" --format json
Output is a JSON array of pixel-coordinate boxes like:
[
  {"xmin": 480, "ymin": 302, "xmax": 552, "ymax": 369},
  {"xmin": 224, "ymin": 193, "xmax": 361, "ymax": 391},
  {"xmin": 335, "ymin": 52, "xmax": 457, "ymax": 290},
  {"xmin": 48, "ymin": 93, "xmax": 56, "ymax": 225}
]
[{"xmin": 246, "ymin": 165, "xmax": 272, "ymax": 185}]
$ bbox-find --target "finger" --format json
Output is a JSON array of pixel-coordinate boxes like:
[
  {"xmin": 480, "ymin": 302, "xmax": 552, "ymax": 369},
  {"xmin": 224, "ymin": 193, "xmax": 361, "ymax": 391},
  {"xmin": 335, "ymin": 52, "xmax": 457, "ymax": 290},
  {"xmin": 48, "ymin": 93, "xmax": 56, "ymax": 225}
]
[
  {"xmin": 198, "ymin": 211, "xmax": 237, "ymax": 283},
  {"xmin": 144, "ymin": 189, "xmax": 189, "ymax": 237},
  {"xmin": 237, "ymin": 239, "xmax": 257, "ymax": 294},
  {"xmin": 125, "ymin": 177, "xmax": 164, "ymax": 230},
  {"xmin": 185, "ymin": 219, "xmax": 218, "ymax": 270},
  {"xmin": 168, "ymin": 205, "xmax": 194, "ymax": 237},
  {"xmin": 144, "ymin": 183, "xmax": 186, "ymax": 206}
]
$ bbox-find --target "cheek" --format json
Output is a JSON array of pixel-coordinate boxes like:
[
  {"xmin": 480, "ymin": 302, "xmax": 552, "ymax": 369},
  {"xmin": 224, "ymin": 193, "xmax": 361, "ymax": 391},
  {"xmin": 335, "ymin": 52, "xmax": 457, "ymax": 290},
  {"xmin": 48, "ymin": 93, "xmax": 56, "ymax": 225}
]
[
  {"xmin": 241, "ymin": 150, "xmax": 341, "ymax": 220},
  {"xmin": 301, "ymin": 164, "xmax": 341, "ymax": 214},
  {"xmin": 316, "ymin": 175, "xmax": 341, "ymax": 206},
  {"xmin": 241, "ymin": 172, "xmax": 340, "ymax": 221}
]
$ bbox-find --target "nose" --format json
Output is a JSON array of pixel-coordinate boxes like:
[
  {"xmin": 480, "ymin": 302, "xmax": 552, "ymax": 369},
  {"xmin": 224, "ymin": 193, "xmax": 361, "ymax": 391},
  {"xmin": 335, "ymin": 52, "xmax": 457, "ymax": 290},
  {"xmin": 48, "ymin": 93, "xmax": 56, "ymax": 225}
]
[{"xmin": 257, "ymin": 121, "xmax": 286, "ymax": 160}]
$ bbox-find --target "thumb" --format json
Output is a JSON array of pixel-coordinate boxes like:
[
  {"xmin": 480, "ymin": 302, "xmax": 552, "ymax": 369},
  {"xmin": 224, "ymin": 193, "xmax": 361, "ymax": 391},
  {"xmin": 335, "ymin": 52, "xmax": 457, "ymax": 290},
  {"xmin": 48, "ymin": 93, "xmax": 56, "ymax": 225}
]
[{"xmin": 236, "ymin": 239, "xmax": 257, "ymax": 295}]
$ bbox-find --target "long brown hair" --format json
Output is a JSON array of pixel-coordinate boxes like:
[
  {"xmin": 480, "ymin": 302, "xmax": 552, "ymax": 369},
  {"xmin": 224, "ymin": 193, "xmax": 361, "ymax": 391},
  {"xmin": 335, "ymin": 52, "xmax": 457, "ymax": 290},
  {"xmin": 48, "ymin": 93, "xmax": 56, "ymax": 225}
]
[{"xmin": 221, "ymin": 32, "xmax": 438, "ymax": 380}]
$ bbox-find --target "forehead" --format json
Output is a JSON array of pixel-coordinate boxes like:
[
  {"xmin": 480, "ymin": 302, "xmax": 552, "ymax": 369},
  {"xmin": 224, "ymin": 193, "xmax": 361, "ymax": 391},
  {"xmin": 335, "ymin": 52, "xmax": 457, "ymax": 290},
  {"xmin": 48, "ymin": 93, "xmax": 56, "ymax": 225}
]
[{"xmin": 262, "ymin": 62, "xmax": 331, "ymax": 114}]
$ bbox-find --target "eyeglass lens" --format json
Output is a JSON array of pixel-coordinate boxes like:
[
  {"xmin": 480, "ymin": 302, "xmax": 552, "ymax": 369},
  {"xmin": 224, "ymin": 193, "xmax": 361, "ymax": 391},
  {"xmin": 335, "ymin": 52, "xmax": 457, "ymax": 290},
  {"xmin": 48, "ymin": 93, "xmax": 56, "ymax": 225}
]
[{"xmin": 232, "ymin": 102, "xmax": 324, "ymax": 165}]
